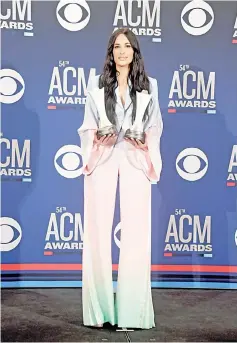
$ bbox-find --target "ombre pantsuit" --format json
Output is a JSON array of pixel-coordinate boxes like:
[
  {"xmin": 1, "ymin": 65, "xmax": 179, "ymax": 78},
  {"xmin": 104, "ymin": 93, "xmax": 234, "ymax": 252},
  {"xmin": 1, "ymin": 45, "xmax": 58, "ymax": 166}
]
[{"xmin": 78, "ymin": 75, "xmax": 163, "ymax": 329}]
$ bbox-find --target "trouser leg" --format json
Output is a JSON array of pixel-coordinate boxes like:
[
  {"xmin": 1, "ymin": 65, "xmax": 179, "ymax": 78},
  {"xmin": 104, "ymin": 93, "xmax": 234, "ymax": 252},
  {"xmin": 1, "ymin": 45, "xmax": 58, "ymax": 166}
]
[
  {"xmin": 82, "ymin": 150, "xmax": 119, "ymax": 326},
  {"xmin": 115, "ymin": 153, "xmax": 155, "ymax": 329}
]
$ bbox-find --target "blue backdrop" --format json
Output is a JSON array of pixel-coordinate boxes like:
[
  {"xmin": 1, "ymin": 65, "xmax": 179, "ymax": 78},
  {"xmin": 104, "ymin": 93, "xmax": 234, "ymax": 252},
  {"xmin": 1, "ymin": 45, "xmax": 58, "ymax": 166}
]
[{"xmin": 1, "ymin": 0, "xmax": 237, "ymax": 289}]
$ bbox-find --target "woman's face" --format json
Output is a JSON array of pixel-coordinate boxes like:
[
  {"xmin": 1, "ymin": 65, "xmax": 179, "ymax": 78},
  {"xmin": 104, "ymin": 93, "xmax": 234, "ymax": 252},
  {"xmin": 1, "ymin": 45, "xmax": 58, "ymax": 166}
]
[{"xmin": 113, "ymin": 33, "xmax": 134, "ymax": 68}]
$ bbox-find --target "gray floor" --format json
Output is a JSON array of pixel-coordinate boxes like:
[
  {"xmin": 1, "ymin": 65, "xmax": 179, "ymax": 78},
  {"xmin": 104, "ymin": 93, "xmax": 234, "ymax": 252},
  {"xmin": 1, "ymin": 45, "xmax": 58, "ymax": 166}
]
[{"xmin": 1, "ymin": 288, "xmax": 237, "ymax": 342}]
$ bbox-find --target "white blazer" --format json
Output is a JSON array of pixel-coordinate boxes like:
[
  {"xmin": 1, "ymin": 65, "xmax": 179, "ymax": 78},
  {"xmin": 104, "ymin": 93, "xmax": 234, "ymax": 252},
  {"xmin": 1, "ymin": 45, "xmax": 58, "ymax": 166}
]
[{"xmin": 78, "ymin": 75, "xmax": 163, "ymax": 182}]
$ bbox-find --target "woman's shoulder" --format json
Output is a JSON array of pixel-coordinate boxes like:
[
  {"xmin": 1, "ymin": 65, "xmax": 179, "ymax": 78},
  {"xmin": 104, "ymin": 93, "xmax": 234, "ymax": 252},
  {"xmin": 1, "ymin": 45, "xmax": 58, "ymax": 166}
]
[
  {"xmin": 148, "ymin": 76, "xmax": 158, "ymax": 90},
  {"xmin": 147, "ymin": 76, "xmax": 159, "ymax": 100},
  {"xmin": 87, "ymin": 74, "xmax": 101, "ymax": 92},
  {"xmin": 147, "ymin": 76, "xmax": 159, "ymax": 99}
]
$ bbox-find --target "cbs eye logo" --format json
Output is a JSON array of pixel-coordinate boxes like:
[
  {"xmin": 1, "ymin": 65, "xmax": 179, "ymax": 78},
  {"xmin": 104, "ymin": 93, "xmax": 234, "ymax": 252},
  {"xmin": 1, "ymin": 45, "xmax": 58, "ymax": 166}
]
[
  {"xmin": 181, "ymin": 0, "xmax": 214, "ymax": 36},
  {"xmin": 54, "ymin": 144, "xmax": 83, "ymax": 178},
  {"xmin": 56, "ymin": 0, "xmax": 90, "ymax": 31},
  {"xmin": 0, "ymin": 217, "xmax": 22, "ymax": 252},
  {"xmin": 114, "ymin": 222, "xmax": 121, "ymax": 249},
  {"xmin": 176, "ymin": 148, "xmax": 208, "ymax": 181},
  {"xmin": 0, "ymin": 69, "xmax": 25, "ymax": 104}
]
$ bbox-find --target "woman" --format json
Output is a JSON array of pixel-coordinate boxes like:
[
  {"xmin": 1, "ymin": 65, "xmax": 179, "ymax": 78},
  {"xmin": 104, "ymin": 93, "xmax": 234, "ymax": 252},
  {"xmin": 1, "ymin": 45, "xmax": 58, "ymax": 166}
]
[{"xmin": 78, "ymin": 28, "xmax": 163, "ymax": 330}]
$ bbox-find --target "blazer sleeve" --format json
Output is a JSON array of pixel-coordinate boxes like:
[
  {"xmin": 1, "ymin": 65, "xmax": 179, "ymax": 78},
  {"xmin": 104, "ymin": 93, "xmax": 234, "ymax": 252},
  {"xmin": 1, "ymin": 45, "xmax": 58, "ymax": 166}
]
[
  {"xmin": 77, "ymin": 76, "xmax": 106, "ymax": 175},
  {"xmin": 138, "ymin": 78, "xmax": 163, "ymax": 182}
]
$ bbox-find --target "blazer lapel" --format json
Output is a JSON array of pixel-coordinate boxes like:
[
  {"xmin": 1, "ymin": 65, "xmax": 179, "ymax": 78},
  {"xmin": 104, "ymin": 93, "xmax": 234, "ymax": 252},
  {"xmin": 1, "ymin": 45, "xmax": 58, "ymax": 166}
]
[
  {"xmin": 124, "ymin": 85, "xmax": 132, "ymax": 111},
  {"xmin": 136, "ymin": 90, "xmax": 152, "ymax": 116},
  {"xmin": 115, "ymin": 86, "xmax": 123, "ymax": 110},
  {"xmin": 90, "ymin": 83, "xmax": 151, "ymax": 119}
]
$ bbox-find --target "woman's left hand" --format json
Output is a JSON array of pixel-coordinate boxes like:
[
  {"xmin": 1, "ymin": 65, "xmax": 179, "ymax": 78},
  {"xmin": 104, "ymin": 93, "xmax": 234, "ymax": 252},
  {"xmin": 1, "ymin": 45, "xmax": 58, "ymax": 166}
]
[{"xmin": 124, "ymin": 137, "xmax": 148, "ymax": 151}]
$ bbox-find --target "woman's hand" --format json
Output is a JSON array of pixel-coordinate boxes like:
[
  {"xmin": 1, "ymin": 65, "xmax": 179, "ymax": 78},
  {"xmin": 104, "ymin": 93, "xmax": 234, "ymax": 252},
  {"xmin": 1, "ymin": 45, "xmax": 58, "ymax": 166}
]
[
  {"xmin": 94, "ymin": 133, "xmax": 117, "ymax": 147},
  {"xmin": 124, "ymin": 137, "xmax": 148, "ymax": 151}
]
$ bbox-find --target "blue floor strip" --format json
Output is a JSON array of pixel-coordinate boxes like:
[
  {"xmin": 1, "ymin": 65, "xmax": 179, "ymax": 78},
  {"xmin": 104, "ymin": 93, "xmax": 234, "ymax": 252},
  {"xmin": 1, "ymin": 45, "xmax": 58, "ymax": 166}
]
[{"xmin": 1, "ymin": 281, "xmax": 237, "ymax": 289}]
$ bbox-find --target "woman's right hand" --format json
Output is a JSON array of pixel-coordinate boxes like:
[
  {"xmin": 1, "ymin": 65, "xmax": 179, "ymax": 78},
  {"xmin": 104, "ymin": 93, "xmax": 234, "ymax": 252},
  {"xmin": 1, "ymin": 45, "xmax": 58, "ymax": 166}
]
[{"xmin": 94, "ymin": 133, "xmax": 117, "ymax": 147}]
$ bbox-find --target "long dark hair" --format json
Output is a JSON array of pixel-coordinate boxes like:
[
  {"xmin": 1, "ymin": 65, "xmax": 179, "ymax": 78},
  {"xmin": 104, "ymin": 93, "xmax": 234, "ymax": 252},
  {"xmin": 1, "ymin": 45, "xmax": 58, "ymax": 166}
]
[{"xmin": 99, "ymin": 28, "xmax": 151, "ymax": 125}]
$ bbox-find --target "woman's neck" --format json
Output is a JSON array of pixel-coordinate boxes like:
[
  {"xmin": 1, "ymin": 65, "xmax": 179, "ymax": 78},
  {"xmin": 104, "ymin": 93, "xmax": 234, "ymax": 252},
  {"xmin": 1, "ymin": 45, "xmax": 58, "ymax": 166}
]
[{"xmin": 116, "ymin": 66, "xmax": 129, "ymax": 86}]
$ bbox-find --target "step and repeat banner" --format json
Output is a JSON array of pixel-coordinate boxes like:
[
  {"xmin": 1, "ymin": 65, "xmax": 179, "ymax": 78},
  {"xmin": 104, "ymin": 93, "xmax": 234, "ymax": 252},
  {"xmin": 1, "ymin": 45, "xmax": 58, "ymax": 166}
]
[{"xmin": 1, "ymin": 0, "xmax": 237, "ymax": 289}]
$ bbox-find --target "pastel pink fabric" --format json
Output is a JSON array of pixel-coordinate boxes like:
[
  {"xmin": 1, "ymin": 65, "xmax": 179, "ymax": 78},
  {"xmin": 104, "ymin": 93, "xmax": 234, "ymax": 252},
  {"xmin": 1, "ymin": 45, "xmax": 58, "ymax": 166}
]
[
  {"xmin": 81, "ymin": 127, "xmax": 161, "ymax": 183},
  {"xmin": 82, "ymin": 145, "xmax": 155, "ymax": 329}
]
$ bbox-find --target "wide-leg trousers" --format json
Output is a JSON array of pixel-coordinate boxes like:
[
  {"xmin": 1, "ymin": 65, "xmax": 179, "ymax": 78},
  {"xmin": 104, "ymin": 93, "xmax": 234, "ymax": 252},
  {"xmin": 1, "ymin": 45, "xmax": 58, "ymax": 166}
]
[{"xmin": 82, "ymin": 145, "xmax": 155, "ymax": 329}]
